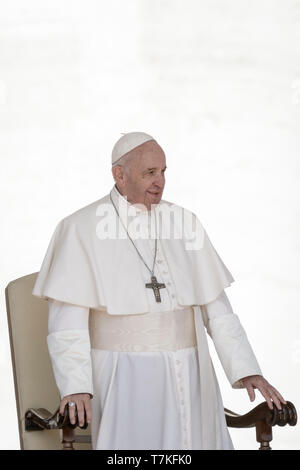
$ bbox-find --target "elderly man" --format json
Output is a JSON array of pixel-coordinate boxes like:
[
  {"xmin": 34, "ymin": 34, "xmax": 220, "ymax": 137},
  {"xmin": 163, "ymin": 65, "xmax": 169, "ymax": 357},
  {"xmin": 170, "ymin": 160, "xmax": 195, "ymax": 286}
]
[{"xmin": 32, "ymin": 131, "xmax": 286, "ymax": 450}]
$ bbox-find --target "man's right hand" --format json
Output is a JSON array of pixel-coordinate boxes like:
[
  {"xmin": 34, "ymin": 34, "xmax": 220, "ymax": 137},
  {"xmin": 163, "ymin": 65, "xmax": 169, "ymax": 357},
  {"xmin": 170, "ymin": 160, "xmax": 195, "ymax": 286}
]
[{"xmin": 59, "ymin": 393, "xmax": 92, "ymax": 427}]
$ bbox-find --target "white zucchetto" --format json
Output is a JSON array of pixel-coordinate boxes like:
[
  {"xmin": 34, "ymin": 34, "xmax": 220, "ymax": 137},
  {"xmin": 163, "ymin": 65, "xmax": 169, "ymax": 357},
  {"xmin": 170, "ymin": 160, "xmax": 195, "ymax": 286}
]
[{"xmin": 111, "ymin": 132, "xmax": 155, "ymax": 166}]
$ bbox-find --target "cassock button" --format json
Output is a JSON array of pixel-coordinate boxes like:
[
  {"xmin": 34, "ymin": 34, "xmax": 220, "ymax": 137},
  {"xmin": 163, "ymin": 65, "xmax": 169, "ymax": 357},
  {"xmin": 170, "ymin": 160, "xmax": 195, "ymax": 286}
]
[{"xmin": 171, "ymin": 294, "xmax": 175, "ymax": 298}]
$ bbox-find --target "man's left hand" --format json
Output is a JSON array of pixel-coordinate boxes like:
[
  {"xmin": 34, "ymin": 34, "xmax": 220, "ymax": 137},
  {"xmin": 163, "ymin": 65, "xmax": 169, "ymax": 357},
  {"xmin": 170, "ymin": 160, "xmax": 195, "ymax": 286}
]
[{"xmin": 240, "ymin": 375, "xmax": 287, "ymax": 410}]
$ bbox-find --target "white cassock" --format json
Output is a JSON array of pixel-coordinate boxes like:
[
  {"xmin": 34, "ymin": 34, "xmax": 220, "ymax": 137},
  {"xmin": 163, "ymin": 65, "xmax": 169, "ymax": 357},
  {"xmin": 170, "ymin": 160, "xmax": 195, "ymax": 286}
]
[{"xmin": 33, "ymin": 184, "xmax": 263, "ymax": 450}]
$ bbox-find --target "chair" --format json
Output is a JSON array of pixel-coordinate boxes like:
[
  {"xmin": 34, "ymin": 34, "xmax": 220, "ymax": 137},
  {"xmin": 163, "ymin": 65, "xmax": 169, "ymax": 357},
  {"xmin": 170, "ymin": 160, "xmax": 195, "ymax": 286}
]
[
  {"xmin": 5, "ymin": 272, "xmax": 92, "ymax": 450},
  {"xmin": 5, "ymin": 273, "xmax": 297, "ymax": 450}
]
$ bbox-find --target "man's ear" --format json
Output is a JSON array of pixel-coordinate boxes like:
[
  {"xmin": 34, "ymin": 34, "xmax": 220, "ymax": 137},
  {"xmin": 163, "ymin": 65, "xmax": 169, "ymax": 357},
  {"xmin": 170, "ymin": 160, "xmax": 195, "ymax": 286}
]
[{"xmin": 112, "ymin": 165, "xmax": 126, "ymax": 187}]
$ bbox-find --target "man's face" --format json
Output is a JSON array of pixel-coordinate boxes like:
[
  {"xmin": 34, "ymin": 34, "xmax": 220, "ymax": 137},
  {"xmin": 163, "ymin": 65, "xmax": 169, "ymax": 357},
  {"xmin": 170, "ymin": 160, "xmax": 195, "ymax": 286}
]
[{"xmin": 113, "ymin": 140, "xmax": 167, "ymax": 211}]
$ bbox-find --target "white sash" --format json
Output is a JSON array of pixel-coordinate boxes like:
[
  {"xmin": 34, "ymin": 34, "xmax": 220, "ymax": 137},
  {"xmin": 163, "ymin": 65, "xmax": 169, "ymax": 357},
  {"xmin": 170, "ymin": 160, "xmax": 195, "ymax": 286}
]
[{"xmin": 89, "ymin": 306, "xmax": 197, "ymax": 352}]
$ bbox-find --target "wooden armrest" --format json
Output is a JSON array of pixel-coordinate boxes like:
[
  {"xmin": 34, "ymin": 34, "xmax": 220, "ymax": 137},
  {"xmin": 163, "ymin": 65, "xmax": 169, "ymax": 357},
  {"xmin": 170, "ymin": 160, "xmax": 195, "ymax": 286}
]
[
  {"xmin": 224, "ymin": 400, "xmax": 297, "ymax": 450},
  {"xmin": 25, "ymin": 405, "xmax": 90, "ymax": 450},
  {"xmin": 25, "ymin": 405, "xmax": 88, "ymax": 431}
]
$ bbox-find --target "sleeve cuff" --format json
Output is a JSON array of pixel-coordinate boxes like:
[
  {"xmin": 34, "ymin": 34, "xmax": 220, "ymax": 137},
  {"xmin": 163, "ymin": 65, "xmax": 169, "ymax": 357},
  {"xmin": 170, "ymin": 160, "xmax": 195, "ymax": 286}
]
[
  {"xmin": 208, "ymin": 313, "xmax": 263, "ymax": 389},
  {"xmin": 47, "ymin": 329, "xmax": 94, "ymax": 400}
]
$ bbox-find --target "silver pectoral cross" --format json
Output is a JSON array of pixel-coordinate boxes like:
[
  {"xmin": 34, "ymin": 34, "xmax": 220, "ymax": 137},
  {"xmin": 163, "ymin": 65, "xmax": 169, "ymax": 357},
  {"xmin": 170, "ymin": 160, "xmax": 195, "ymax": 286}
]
[{"xmin": 145, "ymin": 275, "xmax": 166, "ymax": 303}]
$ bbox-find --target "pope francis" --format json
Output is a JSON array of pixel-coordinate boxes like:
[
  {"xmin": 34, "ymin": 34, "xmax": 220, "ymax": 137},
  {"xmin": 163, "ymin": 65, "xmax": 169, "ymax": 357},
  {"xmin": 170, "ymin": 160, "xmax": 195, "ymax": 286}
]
[{"xmin": 32, "ymin": 131, "xmax": 286, "ymax": 450}]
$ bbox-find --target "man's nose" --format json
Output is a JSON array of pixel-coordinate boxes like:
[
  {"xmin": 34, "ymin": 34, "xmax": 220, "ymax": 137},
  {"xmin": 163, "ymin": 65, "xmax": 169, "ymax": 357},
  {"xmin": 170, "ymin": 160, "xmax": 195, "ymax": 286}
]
[{"xmin": 154, "ymin": 173, "xmax": 165, "ymax": 188}]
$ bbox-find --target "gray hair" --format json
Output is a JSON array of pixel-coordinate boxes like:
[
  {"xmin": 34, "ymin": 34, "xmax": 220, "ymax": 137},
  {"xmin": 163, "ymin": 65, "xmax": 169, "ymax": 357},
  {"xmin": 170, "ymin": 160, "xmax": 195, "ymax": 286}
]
[{"xmin": 112, "ymin": 150, "xmax": 137, "ymax": 175}]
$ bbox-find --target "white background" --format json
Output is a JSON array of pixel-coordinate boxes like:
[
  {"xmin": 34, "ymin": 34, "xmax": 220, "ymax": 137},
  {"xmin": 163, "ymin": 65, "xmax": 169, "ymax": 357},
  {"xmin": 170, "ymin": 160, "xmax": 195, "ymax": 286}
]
[{"xmin": 1, "ymin": 0, "xmax": 299, "ymax": 450}]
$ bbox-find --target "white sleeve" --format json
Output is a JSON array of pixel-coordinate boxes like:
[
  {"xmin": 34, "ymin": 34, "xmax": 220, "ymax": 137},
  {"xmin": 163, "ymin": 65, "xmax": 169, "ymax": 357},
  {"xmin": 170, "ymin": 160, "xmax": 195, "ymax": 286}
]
[
  {"xmin": 47, "ymin": 298, "xmax": 94, "ymax": 400},
  {"xmin": 201, "ymin": 290, "xmax": 263, "ymax": 389},
  {"xmin": 200, "ymin": 289, "xmax": 234, "ymax": 321}
]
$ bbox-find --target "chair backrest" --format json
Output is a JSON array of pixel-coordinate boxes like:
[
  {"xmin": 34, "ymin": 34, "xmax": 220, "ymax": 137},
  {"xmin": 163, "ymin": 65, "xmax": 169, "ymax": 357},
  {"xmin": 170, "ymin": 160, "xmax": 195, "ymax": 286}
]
[{"xmin": 5, "ymin": 272, "xmax": 92, "ymax": 450}]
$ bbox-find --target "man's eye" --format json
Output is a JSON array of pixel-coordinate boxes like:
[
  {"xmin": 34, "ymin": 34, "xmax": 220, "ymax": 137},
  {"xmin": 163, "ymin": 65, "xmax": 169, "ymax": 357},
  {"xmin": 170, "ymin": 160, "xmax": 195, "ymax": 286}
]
[{"xmin": 148, "ymin": 169, "xmax": 166, "ymax": 175}]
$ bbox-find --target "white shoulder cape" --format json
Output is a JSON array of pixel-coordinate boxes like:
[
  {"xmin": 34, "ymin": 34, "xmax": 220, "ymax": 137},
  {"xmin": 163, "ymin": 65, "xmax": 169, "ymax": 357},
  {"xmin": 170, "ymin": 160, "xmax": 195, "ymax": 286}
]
[{"xmin": 32, "ymin": 194, "xmax": 234, "ymax": 315}]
